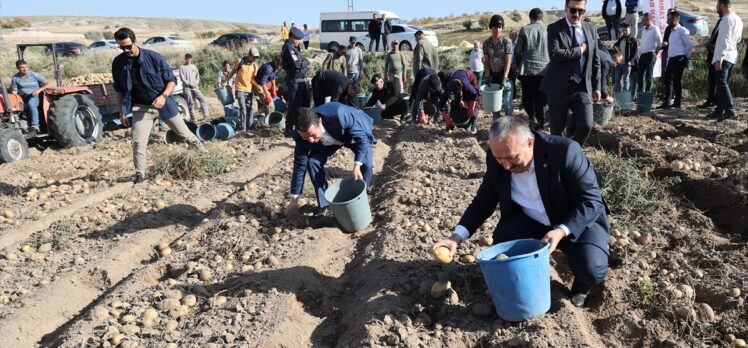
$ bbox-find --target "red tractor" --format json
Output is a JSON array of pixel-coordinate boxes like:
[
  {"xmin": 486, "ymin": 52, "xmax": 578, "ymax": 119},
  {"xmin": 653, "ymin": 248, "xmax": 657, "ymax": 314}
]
[{"xmin": 0, "ymin": 43, "xmax": 105, "ymax": 163}]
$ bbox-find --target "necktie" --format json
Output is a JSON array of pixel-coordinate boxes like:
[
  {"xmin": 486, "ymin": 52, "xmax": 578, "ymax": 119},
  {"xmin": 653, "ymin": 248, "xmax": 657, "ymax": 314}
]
[{"xmin": 571, "ymin": 25, "xmax": 582, "ymax": 84}]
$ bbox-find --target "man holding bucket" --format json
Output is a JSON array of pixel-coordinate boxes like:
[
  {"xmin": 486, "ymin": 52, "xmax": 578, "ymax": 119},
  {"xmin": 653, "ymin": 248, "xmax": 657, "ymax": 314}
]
[
  {"xmin": 285, "ymin": 102, "xmax": 375, "ymax": 222},
  {"xmin": 433, "ymin": 116, "xmax": 610, "ymax": 308}
]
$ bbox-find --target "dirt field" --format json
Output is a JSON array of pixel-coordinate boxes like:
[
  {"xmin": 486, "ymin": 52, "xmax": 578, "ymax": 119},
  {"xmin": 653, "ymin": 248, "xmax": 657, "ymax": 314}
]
[{"xmin": 0, "ymin": 92, "xmax": 746, "ymax": 347}]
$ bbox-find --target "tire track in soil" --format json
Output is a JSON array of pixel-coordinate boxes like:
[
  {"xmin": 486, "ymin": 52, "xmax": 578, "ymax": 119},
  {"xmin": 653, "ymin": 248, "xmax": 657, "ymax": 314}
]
[{"xmin": 0, "ymin": 141, "xmax": 294, "ymax": 347}]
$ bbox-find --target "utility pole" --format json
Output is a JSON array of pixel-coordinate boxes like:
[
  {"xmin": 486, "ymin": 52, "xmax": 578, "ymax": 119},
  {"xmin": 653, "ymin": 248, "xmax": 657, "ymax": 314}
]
[
  {"xmin": 0, "ymin": 1, "xmax": 5, "ymax": 52},
  {"xmin": 347, "ymin": 0, "xmax": 353, "ymax": 12}
]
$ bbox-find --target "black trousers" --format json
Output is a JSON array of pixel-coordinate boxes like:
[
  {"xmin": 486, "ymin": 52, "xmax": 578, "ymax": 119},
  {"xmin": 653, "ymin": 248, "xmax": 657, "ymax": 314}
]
[
  {"xmin": 381, "ymin": 33, "xmax": 388, "ymax": 52},
  {"xmin": 637, "ymin": 52, "xmax": 656, "ymax": 93},
  {"xmin": 285, "ymin": 78, "xmax": 310, "ymax": 132},
  {"xmin": 303, "ymin": 41, "xmax": 309, "ymax": 50},
  {"xmin": 381, "ymin": 99, "xmax": 409, "ymax": 119},
  {"xmin": 706, "ymin": 58, "xmax": 717, "ymax": 104},
  {"xmin": 548, "ymin": 82, "xmax": 593, "ymax": 146},
  {"xmin": 663, "ymin": 56, "xmax": 688, "ymax": 106},
  {"xmin": 493, "ymin": 211, "xmax": 609, "ymax": 294},
  {"xmin": 368, "ymin": 34, "xmax": 380, "ymax": 52},
  {"xmin": 518, "ymin": 75, "xmax": 547, "ymax": 127}
]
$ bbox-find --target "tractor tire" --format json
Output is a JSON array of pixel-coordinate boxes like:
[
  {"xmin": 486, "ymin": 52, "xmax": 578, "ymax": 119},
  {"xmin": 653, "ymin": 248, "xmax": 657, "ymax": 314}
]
[
  {"xmin": 48, "ymin": 94, "xmax": 103, "ymax": 148},
  {"xmin": 0, "ymin": 129, "xmax": 29, "ymax": 163},
  {"xmin": 173, "ymin": 94, "xmax": 192, "ymax": 121}
]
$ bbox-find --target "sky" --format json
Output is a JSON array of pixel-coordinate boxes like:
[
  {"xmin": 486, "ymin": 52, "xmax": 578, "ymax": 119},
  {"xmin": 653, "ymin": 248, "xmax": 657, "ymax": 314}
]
[{"xmin": 1, "ymin": 0, "xmax": 605, "ymax": 28}]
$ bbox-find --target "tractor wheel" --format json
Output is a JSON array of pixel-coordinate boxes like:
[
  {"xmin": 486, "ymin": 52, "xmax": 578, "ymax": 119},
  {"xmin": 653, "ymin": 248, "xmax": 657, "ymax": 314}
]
[
  {"xmin": 0, "ymin": 129, "xmax": 29, "ymax": 163},
  {"xmin": 48, "ymin": 94, "xmax": 103, "ymax": 148},
  {"xmin": 173, "ymin": 95, "xmax": 192, "ymax": 121}
]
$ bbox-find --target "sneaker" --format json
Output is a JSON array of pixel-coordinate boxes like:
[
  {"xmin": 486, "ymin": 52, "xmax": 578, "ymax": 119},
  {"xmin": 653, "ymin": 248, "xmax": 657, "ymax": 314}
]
[
  {"xmin": 571, "ymin": 292, "xmax": 589, "ymax": 308},
  {"xmin": 133, "ymin": 173, "xmax": 147, "ymax": 184},
  {"xmin": 469, "ymin": 123, "xmax": 478, "ymax": 135},
  {"xmin": 28, "ymin": 125, "xmax": 40, "ymax": 134}
]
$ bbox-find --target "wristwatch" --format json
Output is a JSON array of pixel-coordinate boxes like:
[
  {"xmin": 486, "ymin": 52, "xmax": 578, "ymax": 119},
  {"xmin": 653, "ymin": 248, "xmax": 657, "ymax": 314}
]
[{"xmin": 161, "ymin": 93, "xmax": 168, "ymax": 99}]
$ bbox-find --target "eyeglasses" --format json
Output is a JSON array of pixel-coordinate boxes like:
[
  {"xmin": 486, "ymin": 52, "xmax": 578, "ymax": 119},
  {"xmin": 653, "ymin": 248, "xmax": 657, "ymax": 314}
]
[
  {"xmin": 568, "ymin": 7, "xmax": 586, "ymax": 15},
  {"xmin": 119, "ymin": 44, "xmax": 134, "ymax": 51}
]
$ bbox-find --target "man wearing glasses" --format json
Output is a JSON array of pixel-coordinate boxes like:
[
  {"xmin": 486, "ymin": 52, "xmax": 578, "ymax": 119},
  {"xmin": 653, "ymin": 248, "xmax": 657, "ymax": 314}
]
[
  {"xmin": 112, "ymin": 27, "xmax": 205, "ymax": 184},
  {"xmin": 540, "ymin": 0, "xmax": 601, "ymax": 146}
]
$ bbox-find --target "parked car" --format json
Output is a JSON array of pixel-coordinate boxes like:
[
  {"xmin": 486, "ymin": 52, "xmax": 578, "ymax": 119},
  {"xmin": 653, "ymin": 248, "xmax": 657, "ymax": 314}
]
[
  {"xmin": 597, "ymin": 8, "xmax": 708, "ymax": 41},
  {"xmin": 88, "ymin": 40, "xmax": 118, "ymax": 52},
  {"xmin": 355, "ymin": 24, "xmax": 438, "ymax": 52},
  {"xmin": 43, "ymin": 42, "xmax": 85, "ymax": 56},
  {"xmin": 142, "ymin": 36, "xmax": 195, "ymax": 50},
  {"xmin": 210, "ymin": 33, "xmax": 268, "ymax": 49}
]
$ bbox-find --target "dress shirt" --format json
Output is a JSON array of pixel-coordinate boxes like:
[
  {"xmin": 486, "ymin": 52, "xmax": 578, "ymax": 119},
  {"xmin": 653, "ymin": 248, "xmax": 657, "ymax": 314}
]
[
  {"xmin": 453, "ymin": 161, "xmax": 570, "ymax": 241},
  {"xmin": 565, "ymin": 17, "xmax": 587, "ymax": 82},
  {"xmin": 713, "ymin": 11, "xmax": 744, "ymax": 65},
  {"xmin": 319, "ymin": 124, "xmax": 343, "ymax": 146},
  {"xmin": 667, "ymin": 25, "xmax": 693, "ymax": 59},
  {"xmin": 639, "ymin": 25, "xmax": 662, "ymax": 53}
]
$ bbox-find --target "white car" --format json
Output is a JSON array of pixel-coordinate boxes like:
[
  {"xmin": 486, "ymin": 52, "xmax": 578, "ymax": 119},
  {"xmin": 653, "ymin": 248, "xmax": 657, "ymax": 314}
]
[
  {"xmin": 88, "ymin": 40, "xmax": 118, "ymax": 52},
  {"xmin": 142, "ymin": 36, "xmax": 195, "ymax": 51},
  {"xmin": 356, "ymin": 24, "xmax": 438, "ymax": 52}
]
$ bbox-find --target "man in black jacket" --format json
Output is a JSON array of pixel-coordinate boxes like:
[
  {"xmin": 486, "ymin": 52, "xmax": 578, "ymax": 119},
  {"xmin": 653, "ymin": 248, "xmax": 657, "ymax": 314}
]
[
  {"xmin": 602, "ymin": 0, "xmax": 622, "ymax": 40},
  {"xmin": 368, "ymin": 14, "xmax": 381, "ymax": 52},
  {"xmin": 366, "ymin": 73, "xmax": 408, "ymax": 120},
  {"xmin": 311, "ymin": 70, "xmax": 360, "ymax": 107},
  {"xmin": 613, "ymin": 23, "xmax": 638, "ymax": 95},
  {"xmin": 381, "ymin": 14, "xmax": 392, "ymax": 52}
]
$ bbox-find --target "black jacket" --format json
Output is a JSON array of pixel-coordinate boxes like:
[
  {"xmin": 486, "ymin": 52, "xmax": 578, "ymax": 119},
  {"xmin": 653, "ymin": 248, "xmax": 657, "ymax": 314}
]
[
  {"xmin": 365, "ymin": 80, "xmax": 408, "ymax": 118},
  {"xmin": 368, "ymin": 19, "xmax": 381, "ymax": 37},
  {"xmin": 382, "ymin": 20, "xmax": 392, "ymax": 35},
  {"xmin": 312, "ymin": 70, "xmax": 353, "ymax": 106},
  {"xmin": 602, "ymin": 0, "xmax": 622, "ymax": 20},
  {"xmin": 614, "ymin": 35, "xmax": 638, "ymax": 66}
]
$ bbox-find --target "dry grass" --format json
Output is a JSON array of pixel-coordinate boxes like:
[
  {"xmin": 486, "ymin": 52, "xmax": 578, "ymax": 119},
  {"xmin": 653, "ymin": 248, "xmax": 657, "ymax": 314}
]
[{"xmin": 154, "ymin": 150, "xmax": 231, "ymax": 180}]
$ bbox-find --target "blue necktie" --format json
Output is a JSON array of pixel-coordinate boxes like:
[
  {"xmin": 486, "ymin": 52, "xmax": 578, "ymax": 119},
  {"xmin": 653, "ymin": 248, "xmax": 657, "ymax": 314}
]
[{"xmin": 571, "ymin": 25, "xmax": 582, "ymax": 84}]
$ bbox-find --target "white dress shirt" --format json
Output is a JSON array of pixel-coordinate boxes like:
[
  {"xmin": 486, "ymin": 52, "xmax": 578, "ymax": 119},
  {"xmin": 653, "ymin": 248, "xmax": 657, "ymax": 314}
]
[
  {"xmin": 667, "ymin": 25, "xmax": 693, "ymax": 59},
  {"xmin": 565, "ymin": 17, "xmax": 587, "ymax": 81},
  {"xmin": 639, "ymin": 24, "xmax": 663, "ymax": 54},
  {"xmin": 453, "ymin": 160, "xmax": 570, "ymax": 242},
  {"xmin": 713, "ymin": 11, "xmax": 744, "ymax": 65},
  {"xmin": 470, "ymin": 49, "xmax": 484, "ymax": 72},
  {"xmin": 319, "ymin": 124, "xmax": 343, "ymax": 146}
]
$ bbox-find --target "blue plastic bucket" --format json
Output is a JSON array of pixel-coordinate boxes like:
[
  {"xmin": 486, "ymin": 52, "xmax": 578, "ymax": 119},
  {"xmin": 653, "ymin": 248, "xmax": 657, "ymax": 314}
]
[
  {"xmin": 354, "ymin": 93, "xmax": 369, "ymax": 108},
  {"xmin": 476, "ymin": 239, "xmax": 551, "ymax": 322},
  {"xmin": 593, "ymin": 103, "xmax": 614, "ymax": 125},
  {"xmin": 215, "ymin": 123, "xmax": 235, "ymax": 140},
  {"xmin": 636, "ymin": 92, "xmax": 654, "ymax": 114},
  {"xmin": 615, "ymin": 91, "xmax": 632, "ymax": 110},
  {"xmin": 185, "ymin": 121, "xmax": 198, "ymax": 134},
  {"xmin": 480, "ymin": 84, "xmax": 503, "ymax": 113},
  {"xmin": 273, "ymin": 97, "xmax": 287, "ymax": 113},
  {"xmin": 224, "ymin": 105, "xmax": 240, "ymax": 119},
  {"xmin": 363, "ymin": 107, "xmax": 382, "ymax": 125},
  {"xmin": 214, "ymin": 87, "xmax": 235, "ymax": 106},
  {"xmin": 323, "ymin": 178, "xmax": 372, "ymax": 233},
  {"xmin": 196, "ymin": 123, "xmax": 217, "ymax": 141},
  {"xmin": 267, "ymin": 111, "xmax": 286, "ymax": 129}
]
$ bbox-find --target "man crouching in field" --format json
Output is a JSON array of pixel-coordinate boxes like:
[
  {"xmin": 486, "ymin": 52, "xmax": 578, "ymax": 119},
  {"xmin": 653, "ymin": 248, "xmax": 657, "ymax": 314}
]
[{"xmin": 112, "ymin": 27, "xmax": 205, "ymax": 184}]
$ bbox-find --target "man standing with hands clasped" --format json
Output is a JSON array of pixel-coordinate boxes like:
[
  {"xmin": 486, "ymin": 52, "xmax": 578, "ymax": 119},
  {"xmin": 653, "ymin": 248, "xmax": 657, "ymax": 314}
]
[
  {"xmin": 285, "ymin": 103, "xmax": 375, "ymax": 224},
  {"xmin": 433, "ymin": 116, "xmax": 610, "ymax": 308},
  {"xmin": 112, "ymin": 27, "xmax": 205, "ymax": 184},
  {"xmin": 710, "ymin": 0, "xmax": 743, "ymax": 122},
  {"xmin": 540, "ymin": 0, "xmax": 601, "ymax": 146}
]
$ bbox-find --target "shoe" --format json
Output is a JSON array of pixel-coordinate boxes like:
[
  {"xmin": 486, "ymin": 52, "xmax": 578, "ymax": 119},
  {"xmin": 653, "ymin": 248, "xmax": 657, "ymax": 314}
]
[
  {"xmin": 469, "ymin": 123, "xmax": 478, "ymax": 135},
  {"xmin": 656, "ymin": 103, "xmax": 671, "ymax": 109},
  {"xmin": 706, "ymin": 111, "xmax": 722, "ymax": 119},
  {"xmin": 571, "ymin": 292, "xmax": 589, "ymax": 308},
  {"xmin": 671, "ymin": 104, "xmax": 682, "ymax": 109},
  {"xmin": 312, "ymin": 206, "xmax": 333, "ymax": 218},
  {"xmin": 133, "ymin": 173, "xmax": 147, "ymax": 184},
  {"xmin": 27, "ymin": 125, "xmax": 40, "ymax": 134},
  {"xmin": 716, "ymin": 111, "xmax": 736, "ymax": 122},
  {"xmin": 698, "ymin": 101, "xmax": 714, "ymax": 109}
]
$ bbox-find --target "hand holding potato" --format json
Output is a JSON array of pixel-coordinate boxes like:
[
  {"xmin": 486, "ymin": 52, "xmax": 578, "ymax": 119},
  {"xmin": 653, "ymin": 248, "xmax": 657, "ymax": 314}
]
[{"xmin": 432, "ymin": 233, "xmax": 461, "ymax": 259}]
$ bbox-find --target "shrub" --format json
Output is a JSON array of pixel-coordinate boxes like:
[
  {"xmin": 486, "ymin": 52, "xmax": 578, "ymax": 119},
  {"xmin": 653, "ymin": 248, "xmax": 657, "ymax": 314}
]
[
  {"xmin": 103, "ymin": 31, "xmax": 115, "ymax": 40},
  {"xmin": 462, "ymin": 20, "xmax": 474, "ymax": 30},
  {"xmin": 479, "ymin": 13, "xmax": 493, "ymax": 30},
  {"xmin": 84, "ymin": 31, "xmax": 103, "ymax": 41},
  {"xmin": 510, "ymin": 10, "xmax": 523, "ymax": 23},
  {"xmin": 438, "ymin": 48, "xmax": 470, "ymax": 71},
  {"xmin": 0, "ymin": 17, "xmax": 31, "ymax": 29}
]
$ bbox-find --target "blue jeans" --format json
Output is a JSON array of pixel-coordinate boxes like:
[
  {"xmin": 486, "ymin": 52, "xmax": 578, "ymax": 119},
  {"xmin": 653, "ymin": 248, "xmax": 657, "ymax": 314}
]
[
  {"xmin": 236, "ymin": 90, "xmax": 255, "ymax": 131},
  {"xmin": 348, "ymin": 72, "xmax": 360, "ymax": 82},
  {"xmin": 503, "ymin": 77, "xmax": 514, "ymax": 115},
  {"xmin": 22, "ymin": 95, "xmax": 40, "ymax": 126},
  {"xmin": 614, "ymin": 64, "xmax": 631, "ymax": 92},
  {"xmin": 714, "ymin": 61, "xmax": 735, "ymax": 116}
]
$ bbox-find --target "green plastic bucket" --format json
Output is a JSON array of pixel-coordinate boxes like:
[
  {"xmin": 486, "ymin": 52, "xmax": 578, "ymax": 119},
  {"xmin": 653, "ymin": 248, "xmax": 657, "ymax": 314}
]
[
  {"xmin": 480, "ymin": 84, "xmax": 503, "ymax": 113},
  {"xmin": 593, "ymin": 103, "xmax": 614, "ymax": 125},
  {"xmin": 636, "ymin": 92, "xmax": 655, "ymax": 114},
  {"xmin": 323, "ymin": 178, "xmax": 372, "ymax": 233}
]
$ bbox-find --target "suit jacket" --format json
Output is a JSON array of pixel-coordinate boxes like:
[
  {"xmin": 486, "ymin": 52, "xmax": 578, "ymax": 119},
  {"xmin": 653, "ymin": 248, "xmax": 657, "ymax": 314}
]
[
  {"xmin": 598, "ymin": 48, "xmax": 613, "ymax": 99},
  {"xmin": 368, "ymin": 19, "xmax": 381, "ymax": 37},
  {"xmin": 383, "ymin": 20, "xmax": 392, "ymax": 35},
  {"xmin": 602, "ymin": 0, "xmax": 622, "ymax": 20},
  {"xmin": 458, "ymin": 131, "xmax": 610, "ymax": 253},
  {"xmin": 539, "ymin": 18, "xmax": 600, "ymax": 97},
  {"xmin": 291, "ymin": 102, "xmax": 375, "ymax": 195}
]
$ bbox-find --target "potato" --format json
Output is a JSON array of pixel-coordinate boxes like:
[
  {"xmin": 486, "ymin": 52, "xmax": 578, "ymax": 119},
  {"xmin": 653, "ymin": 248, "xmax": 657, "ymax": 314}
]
[
  {"xmin": 430, "ymin": 281, "xmax": 452, "ymax": 299},
  {"xmin": 677, "ymin": 284, "xmax": 695, "ymax": 300},
  {"xmin": 156, "ymin": 242, "xmax": 169, "ymax": 252},
  {"xmin": 155, "ymin": 200, "xmax": 166, "ymax": 209},
  {"xmin": 20, "ymin": 245, "xmax": 32, "ymax": 253},
  {"xmin": 636, "ymin": 233, "xmax": 652, "ymax": 246},
  {"xmin": 479, "ymin": 235, "xmax": 493, "ymax": 247},
  {"xmin": 675, "ymin": 305, "xmax": 696, "ymax": 321},
  {"xmin": 120, "ymin": 314, "xmax": 136, "ymax": 324},
  {"xmin": 199, "ymin": 269, "xmax": 213, "ymax": 281},
  {"xmin": 432, "ymin": 247, "xmax": 452, "ymax": 264},
  {"xmin": 695, "ymin": 303, "xmax": 715, "ymax": 322},
  {"xmin": 159, "ymin": 247, "xmax": 172, "ymax": 257},
  {"xmin": 165, "ymin": 320, "xmax": 179, "ymax": 332},
  {"xmin": 3, "ymin": 210, "xmax": 14, "ymax": 219},
  {"xmin": 142, "ymin": 308, "xmax": 158, "ymax": 321},
  {"xmin": 181, "ymin": 294, "xmax": 197, "ymax": 307},
  {"xmin": 495, "ymin": 253, "xmax": 509, "ymax": 261},
  {"xmin": 463, "ymin": 255, "xmax": 476, "ymax": 264},
  {"xmin": 421, "ymin": 224, "xmax": 432, "ymax": 233},
  {"xmin": 728, "ymin": 288, "xmax": 741, "ymax": 298},
  {"xmin": 734, "ymin": 339, "xmax": 746, "ymax": 347},
  {"xmin": 213, "ymin": 296, "xmax": 228, "ymax": 306},
  {"xmin": 110, "ymin": 333, "xmax": 125, "ymax": 345}
]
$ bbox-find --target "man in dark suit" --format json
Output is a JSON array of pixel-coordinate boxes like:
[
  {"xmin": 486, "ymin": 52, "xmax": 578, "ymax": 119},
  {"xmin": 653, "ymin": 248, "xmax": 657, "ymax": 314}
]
[
  {"xmin": 368, "ymin": 14, "xmax": 381, "ymax": 52},
  {"xmin": 540, "ymin": 0, "xmax": 601, "ymax": 146},
  {"xmin": 285, "ymin": 102, "xmax": 375, "ymax": 220},
  {"xmin": 434, "ymin": 116, "xmax": 610, "ymax": 307},
  {"xmin": 381, "ymin": 14, "xmax": 392, "ymax": 52},
  {"xmin": 311, "ymin": 69, "xmax": 360, "ymax": 107}
]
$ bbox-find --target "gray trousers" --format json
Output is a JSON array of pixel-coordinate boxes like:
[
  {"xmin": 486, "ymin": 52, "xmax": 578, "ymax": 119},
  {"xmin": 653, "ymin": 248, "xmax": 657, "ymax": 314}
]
[
  {"xmin": 184, "ymin": 87, "xmax": 210, "ymax": 120},
  {"xmin": 388, "ymin": 73, "xmax": 403, "ymax": 96},
  {"xmin": 236, "ymin": 90, "xmax": 255, "ymax": 131},
  {"xmin": 131, "ymin": 105, "xmax": 201, "ymax": 176}
]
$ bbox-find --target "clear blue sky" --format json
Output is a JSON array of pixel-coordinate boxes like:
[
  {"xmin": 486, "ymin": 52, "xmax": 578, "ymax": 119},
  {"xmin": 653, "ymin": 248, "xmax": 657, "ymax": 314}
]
[{"xmin": 2, "ymin": 0, "xmax": 604, "ymax": 27}]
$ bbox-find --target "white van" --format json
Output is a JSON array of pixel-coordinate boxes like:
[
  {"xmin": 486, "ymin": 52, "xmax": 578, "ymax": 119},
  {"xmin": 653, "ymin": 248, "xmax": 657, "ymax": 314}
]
[{"xmin": 319, "ymin": 10, "xmax": 404, "ymax": 52}]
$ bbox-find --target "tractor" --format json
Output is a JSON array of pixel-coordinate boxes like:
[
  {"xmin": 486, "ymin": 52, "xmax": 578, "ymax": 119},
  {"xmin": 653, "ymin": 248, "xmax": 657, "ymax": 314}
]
[{"xmin": 0, "ymin": 43, "xmax": 104, "ymax": 163}]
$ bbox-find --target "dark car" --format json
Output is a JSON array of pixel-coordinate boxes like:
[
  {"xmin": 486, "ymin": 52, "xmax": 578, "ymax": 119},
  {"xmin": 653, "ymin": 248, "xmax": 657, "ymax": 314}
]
[
  {"xmin": 597, "ymin": 8, "xmax": 709, "ymax": 41},
  {"xmin": 210, "ymin": 33, "xmax": 268, "ymax": 48},
  {"xmin": 43, "ymin": 42, "xmax": 86, "ymax": 56}
]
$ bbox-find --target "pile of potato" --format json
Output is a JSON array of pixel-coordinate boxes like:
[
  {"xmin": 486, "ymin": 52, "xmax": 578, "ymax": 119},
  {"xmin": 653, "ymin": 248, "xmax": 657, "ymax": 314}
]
[{"xmin": 66, "ymin": 73, "xmax": 114, "ymax": 86}]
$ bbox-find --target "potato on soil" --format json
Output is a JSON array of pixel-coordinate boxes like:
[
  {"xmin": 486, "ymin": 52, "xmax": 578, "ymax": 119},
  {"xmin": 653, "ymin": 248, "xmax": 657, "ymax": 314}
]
[{"xmin": 431, "ymin": 281, "xmax": 452, "ymax": 299}]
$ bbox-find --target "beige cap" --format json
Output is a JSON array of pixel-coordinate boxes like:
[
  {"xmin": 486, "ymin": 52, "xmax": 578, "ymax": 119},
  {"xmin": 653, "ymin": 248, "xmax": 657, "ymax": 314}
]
[{"xmin": 249, "ymin": 47, "xmax": 260, "ymax": 57}]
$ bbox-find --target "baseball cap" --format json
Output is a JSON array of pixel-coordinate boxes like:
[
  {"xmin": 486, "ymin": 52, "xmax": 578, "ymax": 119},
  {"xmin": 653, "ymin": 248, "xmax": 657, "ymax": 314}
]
[
  {"xmin": 349, "ymin": 35, "xmax": 357, "ymax": 43},
  {"xmin": 249, "ymin": 47, "xmax": 260, "ymax": 57}
]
